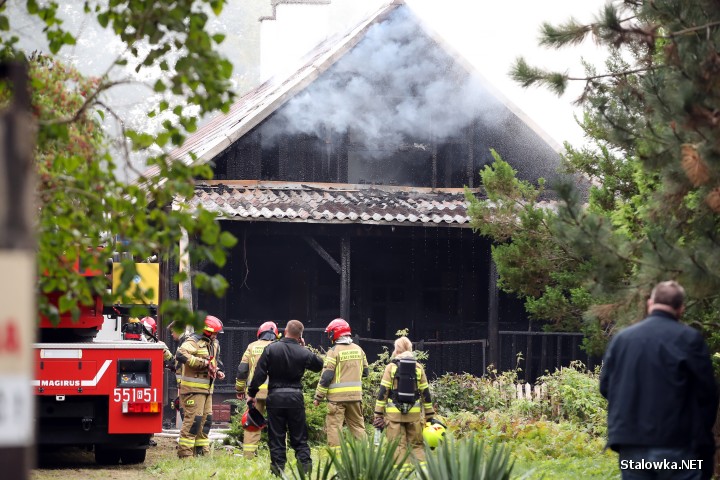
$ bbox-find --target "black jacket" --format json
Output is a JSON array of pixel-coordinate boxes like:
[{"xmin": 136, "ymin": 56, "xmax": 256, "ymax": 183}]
[
  {"xmin": 248, "ymin": 337, "xmax": 323, "ymax": 408},
  {"xmin": 600, "ymin": 310, "xmax": 718, "ymax": 451}
]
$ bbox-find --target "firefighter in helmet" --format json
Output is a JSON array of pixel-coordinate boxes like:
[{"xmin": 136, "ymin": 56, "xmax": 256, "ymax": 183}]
[
  {"xmin": 139, "ymin": 316, "xmax": 173, "ymax": 362},
  {"xmin": 235, "ymin": 321, "xmax": 279, "ymax": 458},
  {"xmin": 313, "ymin": 318, "xmax": 369, "ymax": 451},
  {"xmin": 373, "ymin": 336, "xmax": 435, "ymax": 473},
  {"xmin": 175, "ymin": 315, "xmax": 225, "ymax": 458},
  {"xmin": 167, "ymin": 320, "xmax": 189, "ymax": 418}
]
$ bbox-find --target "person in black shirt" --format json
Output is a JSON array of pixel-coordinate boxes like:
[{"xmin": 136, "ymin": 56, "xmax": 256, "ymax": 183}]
[
  {"xmin": 600, "ymin": 281, "xmax": 718, "ymax": 480},
  {"xmin": 247, "ymin": 319, "xmax": 323, "ymax": 477}
]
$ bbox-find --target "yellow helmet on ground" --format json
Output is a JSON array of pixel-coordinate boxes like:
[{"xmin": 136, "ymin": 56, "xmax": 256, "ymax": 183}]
[{"xmin": 423, "ymin": 421, "xmax": 446, "ymax": 449}]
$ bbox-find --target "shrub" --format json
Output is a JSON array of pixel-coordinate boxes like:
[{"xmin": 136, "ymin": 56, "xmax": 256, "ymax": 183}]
[
  {"xmin": 537, "ymin": 361, "xmax": 607, "ymax": 436},
  {"xmin": 430, "ymin": 366, "xmax": 521, "ymax": 415}
]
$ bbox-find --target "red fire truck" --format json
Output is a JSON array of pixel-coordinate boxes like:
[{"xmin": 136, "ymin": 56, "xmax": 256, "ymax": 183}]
[{"xmin": 34, "ymin": 261, "xmax": 165, "ymax": 464}]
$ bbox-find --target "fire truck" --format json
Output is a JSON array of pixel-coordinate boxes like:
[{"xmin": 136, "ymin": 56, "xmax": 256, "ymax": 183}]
[{"xmin": 34, "ymin": 260, "xmax": 165, "ymax": 465}]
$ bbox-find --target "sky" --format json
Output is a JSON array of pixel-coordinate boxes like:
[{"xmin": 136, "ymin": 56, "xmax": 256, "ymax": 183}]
[{"xmin": 403, "ymin": 0, "xmax": 609, "ymax": 149}]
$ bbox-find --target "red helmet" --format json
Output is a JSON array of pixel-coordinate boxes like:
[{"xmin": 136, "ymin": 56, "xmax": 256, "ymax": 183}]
[
  {"xmin": 326, "ymin": 318, "xmax": 351, "ymax": 342},
  {"xmin": 203, "ymin": 315, "xmax": 223, "ymax": 335},
  {"xmin": 257, "ymin": 321, "xmax": 279, "ymax": 339},
  {"xmin": 241, "ymin": 407, "xmax": 266, "ymax": 432},
  {"xmin": 140, "ymin": 316, "xmax": 157, "ymax": 337}
]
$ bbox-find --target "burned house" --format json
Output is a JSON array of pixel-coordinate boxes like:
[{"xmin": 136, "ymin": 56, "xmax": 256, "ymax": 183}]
[{"xmin": 161, "ymin": 1, "xmax": 593, "ymax": 391}]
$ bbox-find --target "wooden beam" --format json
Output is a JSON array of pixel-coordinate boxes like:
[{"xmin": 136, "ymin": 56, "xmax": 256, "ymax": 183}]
[
  {"xmin": 340, "ymin": 237, "xmax": 351, "ymax": 321},
  {"xmin": 303, "ymin": 236, "xmax": 340, "ymax": 274},
  {"xmin": 488, "ymin": 258, "xmax": 500, "ymax": 369}
]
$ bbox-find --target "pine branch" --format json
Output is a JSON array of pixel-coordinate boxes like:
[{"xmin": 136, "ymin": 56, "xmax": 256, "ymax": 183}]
[
  {"xmin": 539, "ymin": 19, "xmax": 593, "ymax": 48},
  {"xmin": 512, "ymin": 56, "xmax": 655, "ymax": 96},
  {"xmin": 665, "ymin": 21, "xmax": 720, "ymax": 38}
]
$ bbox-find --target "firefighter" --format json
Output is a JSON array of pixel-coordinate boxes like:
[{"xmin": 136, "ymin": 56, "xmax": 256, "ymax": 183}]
[
  {"xmin": 247, "ymin": 320, "xmax": 323, "ymax": 477},
  {"xmin": 167, "ymin": 321, "xmax": 189, "ymax": 417},
  {"xmin": 175, "ymin": 315, "xmax": 225, "ymax": 458},
  {"xmin": 373, "ymin": 336, "xmax": 435, "ymax": 473},
  {"xmin": 139, "ymin": 316, "xmax": 173, "ymax": 362},
  {"xmin": 313, "ymin": 318, "xmax": 368, "ymax": 451},
  {"xmin": 235, "ymin": 321, "xmax": 279, "ymax": 458}
]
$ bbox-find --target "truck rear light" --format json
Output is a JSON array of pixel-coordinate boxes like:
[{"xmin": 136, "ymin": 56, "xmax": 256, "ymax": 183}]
[{"xmin": 122, "ymin": 401, "xmax": 160, "ymax": 414}]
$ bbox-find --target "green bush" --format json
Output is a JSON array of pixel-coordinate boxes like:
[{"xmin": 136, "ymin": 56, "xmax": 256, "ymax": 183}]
[
  {"xmin": 537, "ymin": 361, "xmax": 607, "ymax": 436},
  {"xmin": 301, "ymin": 346, "xmax": 331, "ymax": 444},
  {"xmin": 446, "ymin": 410, "xmax": 608, "ymax": 462},
  {"xmin": 430, "ymin": 367, "xmax": 520, "ymax": 415}
]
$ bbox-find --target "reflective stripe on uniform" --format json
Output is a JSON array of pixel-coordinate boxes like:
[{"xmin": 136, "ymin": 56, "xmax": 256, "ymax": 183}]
[
  {"xmin": 328, "ymin": 381, "xmax": 362, "ymax": 394},
  {"xmin": 386, "ymin": 405, "xmax": 421, "ymax": 413},
  {"xmin": 387, "ymin": 398, "xmax": 422, "ymax": 414},
  {"xmin": 195, "ymin": 438, "xmax": 210, "ymax": 447},
  {"xmin": 181, "ymin": 380, "xmax": 212, "ymax": 390},
  {"xmin": 178, "ymin": 437, "xmax": 195, "ymax": 447},
  {"xmin": 181, "ymin": 376, "xmax": 210, "ymax": 385}
]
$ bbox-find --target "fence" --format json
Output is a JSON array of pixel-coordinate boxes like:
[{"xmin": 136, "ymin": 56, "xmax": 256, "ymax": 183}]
[
  {"xmin": 166, "ymin": 328, "xmax": 594, "ymax": 396},
  {"xmin": 498, "ymin": 331, "xmax": 600, "ymax": 383}
]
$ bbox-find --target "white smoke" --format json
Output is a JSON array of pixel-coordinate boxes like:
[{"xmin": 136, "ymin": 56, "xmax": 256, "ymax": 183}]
[{"xmin": 261, "ymin": 7, "xmax": 503, "ymax": 152}]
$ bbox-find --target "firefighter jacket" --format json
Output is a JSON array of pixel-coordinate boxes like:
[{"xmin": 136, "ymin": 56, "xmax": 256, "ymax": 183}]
[
  {"xmin": 314, "ymin": 337, "xmax": 369, "ymax": 402},
  {"xmin": 173, "ymin": 333, "xmax": 189, "ymax": 386},
  {"xmin": 236, "ymin": 339, "xmax": 272, "ymax": 400},
  {"xmin": 248, "ymin": 337, "xmax": 323, "ymax": 408},
  {"xmin": 176, "ymin": 333, "xmax": 223, "ymax": 395},
  {"xmin": 374, "ymin": 351, "xmax": 435, "ymax": 422}
]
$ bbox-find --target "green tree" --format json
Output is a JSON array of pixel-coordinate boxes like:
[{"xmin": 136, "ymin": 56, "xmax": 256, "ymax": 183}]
[
  {"xmin": 0, "ymin": 1, "xmax": 237, "ymax": 328},
  {"xmin": 478, "ymin": 0, "xmax": 720, "ymax": 356}
]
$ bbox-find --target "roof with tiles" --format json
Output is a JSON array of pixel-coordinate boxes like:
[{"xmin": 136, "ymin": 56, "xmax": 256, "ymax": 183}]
[{"xmin": 187, "ymin": 181, "xmax": 479, "ymax": 227}]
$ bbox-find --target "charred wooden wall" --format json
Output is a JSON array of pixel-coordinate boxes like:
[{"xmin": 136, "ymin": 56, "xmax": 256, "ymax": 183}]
[
  {"xmin": 210, "ymin": 120, "xmax": 488, "ymax": 188},
  {"xmin": 195, "ymin": 222, "xmax": 529, "ymax": 344}
]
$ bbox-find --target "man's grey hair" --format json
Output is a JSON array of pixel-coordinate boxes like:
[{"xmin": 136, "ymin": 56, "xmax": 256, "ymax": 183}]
[
  {"xmin": 285, "ymin": 319, "xmax": 304, "ymax": 338},
  {"xmin": 650, "ymin": 281, "xmax": 685, "ymax": 310}
]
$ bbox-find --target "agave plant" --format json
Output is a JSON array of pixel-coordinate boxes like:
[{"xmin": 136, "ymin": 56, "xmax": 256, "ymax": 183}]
[
  {"xmin": 329, "ymin": 433, "xmax": 412, "ymax": 480},
  {"xmin": 283, "ymin": 432, "xmax": 412, "ymax": 480},
  {"xmin": 282, "ymin": 456, "xmax": 334, "ymax": 480},
  {"xmin": 416, "ymin": 436, "xmax": 519, "ymax": 480}
]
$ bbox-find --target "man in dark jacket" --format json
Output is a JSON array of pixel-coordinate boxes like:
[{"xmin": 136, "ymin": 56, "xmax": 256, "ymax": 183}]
[
  {"xmin": 247, "ymin": 319, "xmax": 323, "ymax": 477},
  {"xmin": 600, "ymin": 281, "xmax": 718, "ymax": 480}
]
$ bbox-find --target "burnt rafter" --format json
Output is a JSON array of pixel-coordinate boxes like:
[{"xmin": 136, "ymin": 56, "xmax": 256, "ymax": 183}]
[{"xmin": 303, "ymin": 236, "xmax": 340, "ymax": 274}]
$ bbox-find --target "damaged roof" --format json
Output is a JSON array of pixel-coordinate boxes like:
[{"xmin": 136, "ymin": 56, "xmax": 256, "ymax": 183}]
[
  {"xmin": 188, "ymin": 181, "xmax": 479, "ymax": 227},
  {"xmin": 154, "ymin": 0, "xmax": 559, "ymax": 176}
]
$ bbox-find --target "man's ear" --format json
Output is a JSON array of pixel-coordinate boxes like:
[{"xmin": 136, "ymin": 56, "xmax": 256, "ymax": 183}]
[{"xmin": 677, "ymin": 305, "xmax": 686, "ymax": 317}]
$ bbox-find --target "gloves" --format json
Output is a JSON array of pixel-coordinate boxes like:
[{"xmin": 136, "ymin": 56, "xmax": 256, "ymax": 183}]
[
  {"xmin": 171, "ymin": 396, "xmax": 180, "ymax": 411},
  {"xmin": 372, "ymin": 416, "xmax": 385, "ymax": 430},
  {"xmin": 207, "ymin": 360, "xmax": 218, "ymax": 379}
]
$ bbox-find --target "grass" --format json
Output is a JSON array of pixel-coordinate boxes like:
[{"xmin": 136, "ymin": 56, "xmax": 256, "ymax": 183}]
[{"xmin": 33, "ymin": 426, "xmax": 620, "ymax": 480}]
